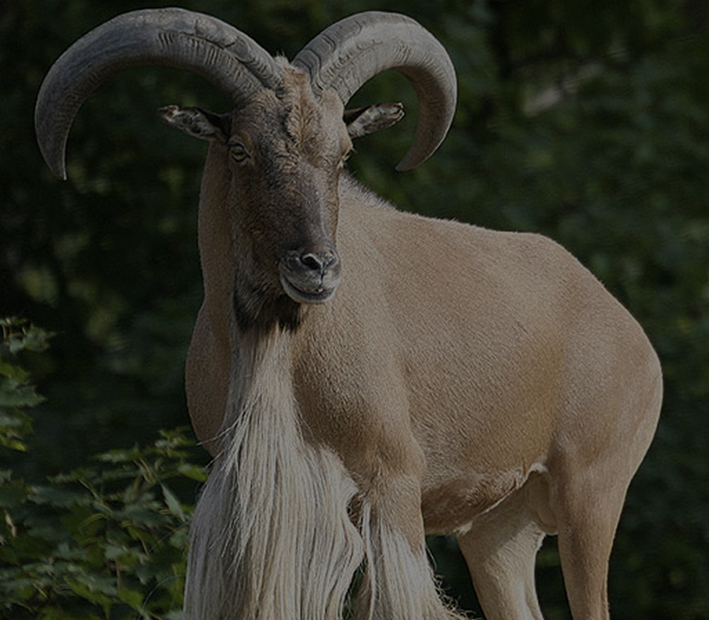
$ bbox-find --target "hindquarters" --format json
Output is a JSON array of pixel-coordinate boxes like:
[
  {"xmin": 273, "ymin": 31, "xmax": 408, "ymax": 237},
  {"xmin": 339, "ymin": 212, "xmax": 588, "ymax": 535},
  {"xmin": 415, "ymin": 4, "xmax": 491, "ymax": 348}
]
[
  {"xmin": 457, "ymin": 345, "xmax": 661, "ymax": 620},
  {"xmin": 545, "ymin": 327, "xmax": 662, "ymax": 620},
  {"xmin": 457, "ymin": 314, "xmax": 662, "ymax": 620},
  {"xmin": 424, "ymin": 232, "xmax": 663, "ymax": 619}
]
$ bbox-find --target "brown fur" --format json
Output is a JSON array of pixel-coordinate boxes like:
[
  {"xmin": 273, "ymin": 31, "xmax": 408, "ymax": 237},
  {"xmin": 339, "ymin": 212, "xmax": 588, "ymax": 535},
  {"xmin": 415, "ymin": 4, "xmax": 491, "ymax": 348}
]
[{"xmin": 183, "ymin": 69, "xmax": 662, "ymax": 620}]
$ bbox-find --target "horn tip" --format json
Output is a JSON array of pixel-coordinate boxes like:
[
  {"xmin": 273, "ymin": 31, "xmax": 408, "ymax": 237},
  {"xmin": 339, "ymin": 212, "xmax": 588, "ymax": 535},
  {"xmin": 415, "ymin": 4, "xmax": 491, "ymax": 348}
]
[
  {"xmin": 395, "ymin": 153, "xmax": 424, "ymax": 172},
  {"xmin": 46, "ymin": 152, "xmax": 68, "ymax": 180},
  {"xmin": 40, "ymin": 147, "xmax": 68, "ymax": 180},
  {"xmin": 49, "ymin": 165, "xmax": 68, "ymax": 181}
]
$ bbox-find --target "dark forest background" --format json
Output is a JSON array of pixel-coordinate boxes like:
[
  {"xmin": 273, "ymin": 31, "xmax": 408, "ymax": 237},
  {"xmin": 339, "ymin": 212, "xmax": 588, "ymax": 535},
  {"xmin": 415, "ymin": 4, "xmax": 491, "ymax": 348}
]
[{"xmin": 1, "ymin": 0, "xmax": 707, "ymax": 618}]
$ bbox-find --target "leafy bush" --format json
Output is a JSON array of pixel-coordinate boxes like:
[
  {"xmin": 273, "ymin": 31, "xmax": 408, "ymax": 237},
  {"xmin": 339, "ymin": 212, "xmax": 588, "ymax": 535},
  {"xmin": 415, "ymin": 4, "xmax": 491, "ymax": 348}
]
[{"xmin": 0, "ymin": 319, "xmax": 206, "ymax": 620}]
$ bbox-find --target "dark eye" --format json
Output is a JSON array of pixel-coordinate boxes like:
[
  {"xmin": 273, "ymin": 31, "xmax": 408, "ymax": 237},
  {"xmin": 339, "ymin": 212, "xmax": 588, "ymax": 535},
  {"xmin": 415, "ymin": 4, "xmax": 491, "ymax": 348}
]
[{"xmin": 228, "ymin": 140, "xmax": 250, "ymax": 163}]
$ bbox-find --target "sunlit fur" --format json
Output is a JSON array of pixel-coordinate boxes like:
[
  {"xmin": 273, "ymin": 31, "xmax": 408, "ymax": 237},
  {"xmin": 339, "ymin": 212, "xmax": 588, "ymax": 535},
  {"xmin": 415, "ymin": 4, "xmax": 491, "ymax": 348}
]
[{"xmin": 181, "ymin": 56, "xmax": 662, "ymax": 620}]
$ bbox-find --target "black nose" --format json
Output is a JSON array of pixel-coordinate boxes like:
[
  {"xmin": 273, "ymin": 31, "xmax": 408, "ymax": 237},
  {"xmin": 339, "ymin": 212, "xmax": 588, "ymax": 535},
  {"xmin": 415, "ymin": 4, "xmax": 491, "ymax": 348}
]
[
  {"xmin": 299, "ymin": 250, "xmax": 338, "ymax": 274},
  {"xmin": 285, "ymin": 248, "xmax": 339, "ymax": 276}
]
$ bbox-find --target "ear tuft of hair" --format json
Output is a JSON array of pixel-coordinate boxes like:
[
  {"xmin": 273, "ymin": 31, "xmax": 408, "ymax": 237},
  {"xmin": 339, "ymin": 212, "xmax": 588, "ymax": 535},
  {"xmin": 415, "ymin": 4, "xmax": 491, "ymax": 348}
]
[
  {"xmin": 158, "ymin": 105, "xmax": 227, "ymax": 142},
  {"xmin": 345, "ymin": 103, "xmax": 405, "ymax": 139}
]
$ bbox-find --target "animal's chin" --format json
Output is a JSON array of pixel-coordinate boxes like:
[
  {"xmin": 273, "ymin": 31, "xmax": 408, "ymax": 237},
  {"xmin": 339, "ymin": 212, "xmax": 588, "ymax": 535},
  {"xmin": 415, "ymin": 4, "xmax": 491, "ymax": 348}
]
[{"xmin": 280, "ymin": 274, "xmax": 338, "ymax": 305}]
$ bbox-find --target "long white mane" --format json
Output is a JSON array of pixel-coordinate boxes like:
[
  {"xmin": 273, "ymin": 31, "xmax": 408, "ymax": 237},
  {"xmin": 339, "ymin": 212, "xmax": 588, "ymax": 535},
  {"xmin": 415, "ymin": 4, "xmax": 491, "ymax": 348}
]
[{"xmin": 184, "ymin": 327, "xmax": 364, "ymax": 620}]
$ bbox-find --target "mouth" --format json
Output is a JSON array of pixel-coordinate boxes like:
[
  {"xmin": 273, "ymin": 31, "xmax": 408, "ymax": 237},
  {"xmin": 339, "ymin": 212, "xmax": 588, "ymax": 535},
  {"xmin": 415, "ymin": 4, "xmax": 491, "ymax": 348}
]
[{"xmin": 279, "ymin": 274, "xmax": 338, "ymax": 304}]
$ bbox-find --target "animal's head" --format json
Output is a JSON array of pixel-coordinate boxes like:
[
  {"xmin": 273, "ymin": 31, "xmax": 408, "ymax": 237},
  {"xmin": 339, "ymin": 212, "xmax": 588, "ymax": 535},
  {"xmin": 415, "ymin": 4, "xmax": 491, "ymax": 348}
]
[{"xmin": 35, "ymin": 9, "xmax": 456, "ymax": 328}]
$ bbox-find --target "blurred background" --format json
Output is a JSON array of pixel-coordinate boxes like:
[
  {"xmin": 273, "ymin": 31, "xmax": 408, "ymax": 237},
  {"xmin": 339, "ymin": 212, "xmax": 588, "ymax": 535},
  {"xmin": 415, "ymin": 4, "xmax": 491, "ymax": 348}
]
[{"xmin": 1, "ymin": 0, "xmax": 707, "ymax": 618}]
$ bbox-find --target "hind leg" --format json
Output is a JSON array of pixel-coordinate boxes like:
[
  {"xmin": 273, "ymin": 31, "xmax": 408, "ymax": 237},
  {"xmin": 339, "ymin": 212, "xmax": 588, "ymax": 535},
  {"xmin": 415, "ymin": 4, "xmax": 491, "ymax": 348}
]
[
  {"xmin": 457, "ymin": 487, "xmax": 548, "ymax": 620},
  {"xmin": 549, "ymin": 394, "xmax": 661, "ymax": 620},
  {"xmin": 552, "ymin": 474, "xmax": 628, "ymax": 620}
]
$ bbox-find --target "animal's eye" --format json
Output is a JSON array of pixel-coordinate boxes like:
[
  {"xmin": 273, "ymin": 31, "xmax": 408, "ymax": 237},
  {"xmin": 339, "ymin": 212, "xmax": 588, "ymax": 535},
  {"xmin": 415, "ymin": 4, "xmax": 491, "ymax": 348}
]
[{"xmin": 228, "ymin": 141, "xmax": 250, "ymax": 163}]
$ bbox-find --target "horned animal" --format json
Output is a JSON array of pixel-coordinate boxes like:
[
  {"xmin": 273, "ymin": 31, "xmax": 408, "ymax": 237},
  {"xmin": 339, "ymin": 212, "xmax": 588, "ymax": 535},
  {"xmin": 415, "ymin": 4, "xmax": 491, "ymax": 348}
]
[{"xmin": 35, "ymin": 9, "xmax": 662, "ymax": 620}]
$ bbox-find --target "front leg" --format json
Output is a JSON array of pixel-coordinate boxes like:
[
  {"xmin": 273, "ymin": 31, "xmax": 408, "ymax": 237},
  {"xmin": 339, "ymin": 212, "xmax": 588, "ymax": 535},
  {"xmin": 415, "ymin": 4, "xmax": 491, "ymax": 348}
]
[
  {"xmin": 293, "ymin": 317, "xmax": 464, "ymax": 620},
  {"xmin": 353, "ymin": 461, "xmax": 462, "ymax": 620}
]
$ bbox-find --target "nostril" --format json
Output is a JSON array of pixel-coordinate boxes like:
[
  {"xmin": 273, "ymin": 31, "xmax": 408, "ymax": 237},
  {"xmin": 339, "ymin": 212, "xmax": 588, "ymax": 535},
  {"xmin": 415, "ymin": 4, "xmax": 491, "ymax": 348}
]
[
  {"xmin": 301, "ymin": 252, "xmax": 324, "ymax": 271},
  {"xmin": 322, "ymin": 251, "xmax": 337, "ymax": 269},
  {"xmin": 300, "ymin": 251, "xmax": 338, "ymax": 273}
]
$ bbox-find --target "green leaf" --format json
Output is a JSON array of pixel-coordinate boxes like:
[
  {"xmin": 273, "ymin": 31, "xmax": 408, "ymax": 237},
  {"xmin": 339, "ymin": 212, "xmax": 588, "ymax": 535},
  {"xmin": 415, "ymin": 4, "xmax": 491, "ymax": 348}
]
[
  {"xmin": 0, "ymin": 359, "xmax": 30, "ymax": 383},
  {"xmin": 0, "ymin": 379, "xmax": 46, "ymax": 408},
  {"xmin": 0, "ymin": 437, "xmax": 27, "ymax": 452},
  {"xmin": 161, "ymin": 483, "xmax": 186, "ymax": 522},
  {"xmin": 117, "ymin": 586, "xmax": 145, "ymax": 611},
  {"xmin": 65, "ymin": 573, "xmax": 117, "ymax": 605},
  {"xmin": 30, "ymin": 485, "xmax": 88, "ymax": 507},
  {"xmin": 177, "ymin": 463, "xmax": 207, "ymax": 482}
]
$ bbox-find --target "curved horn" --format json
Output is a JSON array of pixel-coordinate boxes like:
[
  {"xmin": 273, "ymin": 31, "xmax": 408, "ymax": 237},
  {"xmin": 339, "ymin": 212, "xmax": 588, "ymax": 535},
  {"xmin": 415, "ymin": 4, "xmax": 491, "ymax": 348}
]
[
  {"xmin": 292, "ymin": 11, "xmax": 457, "ymax": 171},
  {"xmin": 35, "ymin": 8, "xmax": 282, "ymax": 180}
]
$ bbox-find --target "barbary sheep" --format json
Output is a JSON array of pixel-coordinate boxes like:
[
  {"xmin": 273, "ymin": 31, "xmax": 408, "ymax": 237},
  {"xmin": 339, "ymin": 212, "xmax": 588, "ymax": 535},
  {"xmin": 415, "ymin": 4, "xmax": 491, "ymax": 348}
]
[{"xmin": 35, "ymin": 9, "xmax": 662, "ymax": 620}]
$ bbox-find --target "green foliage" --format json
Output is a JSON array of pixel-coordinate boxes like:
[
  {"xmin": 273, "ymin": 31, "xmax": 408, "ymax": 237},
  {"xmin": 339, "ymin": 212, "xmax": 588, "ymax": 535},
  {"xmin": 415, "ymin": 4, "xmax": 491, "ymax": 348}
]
[
  {"xmin": 0, "ymin": 319, "xmax": 50, "ymax": 452},
  {"xmin": 0, "ymin": 426, "xmax": 204, "ymax": 620},
  {"xmin": 0, "ymin": 320, "xmax": 205, "ymax": 619},
  {"xmin": 2, "ymin": 1, "xmax": 708, "ymax": 619}
]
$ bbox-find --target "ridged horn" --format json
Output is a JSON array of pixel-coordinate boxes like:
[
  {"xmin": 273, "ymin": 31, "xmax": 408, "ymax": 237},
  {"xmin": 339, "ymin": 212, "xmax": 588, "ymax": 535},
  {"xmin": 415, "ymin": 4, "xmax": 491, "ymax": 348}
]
[
  {"xmin": 35, "ymin": 8, "xmax": 282, "ymax": 180},
  {"xmin": 292, "ymin": 11, "xmax": 457, "ymax": 171}
]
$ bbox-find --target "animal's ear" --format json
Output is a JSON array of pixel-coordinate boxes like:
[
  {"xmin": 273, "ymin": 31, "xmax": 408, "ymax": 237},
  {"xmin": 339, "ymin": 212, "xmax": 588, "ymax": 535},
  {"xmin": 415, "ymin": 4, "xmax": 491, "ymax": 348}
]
[
  {"xmin": 158, "ymin": 105, "xmax": 229, "ymax": 142},
  {"xmin": 344, "ymin": 103, "xmax": 405, "ymax": 139}
]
